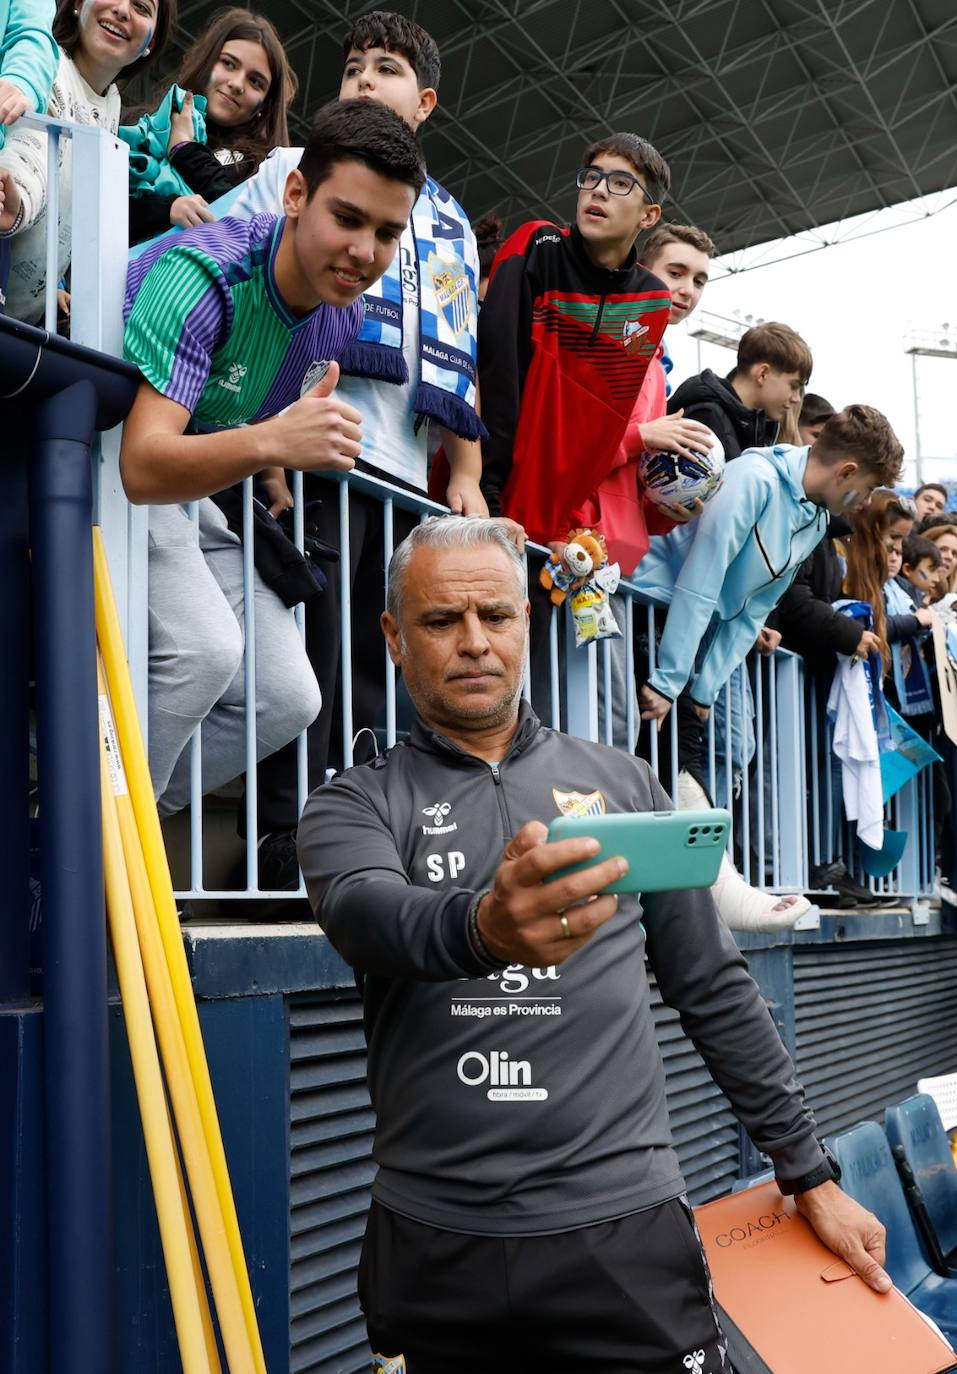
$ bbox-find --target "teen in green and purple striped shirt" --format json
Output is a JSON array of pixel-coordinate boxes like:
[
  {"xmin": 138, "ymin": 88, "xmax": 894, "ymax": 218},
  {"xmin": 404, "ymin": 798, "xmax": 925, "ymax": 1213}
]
[
  {"xmin": 119, "ymin": 99, "xmax": 425, "ymax": 819},
  {"xmin": 122, "ymin": 97, "xmax": 425, "ymax": 501}
]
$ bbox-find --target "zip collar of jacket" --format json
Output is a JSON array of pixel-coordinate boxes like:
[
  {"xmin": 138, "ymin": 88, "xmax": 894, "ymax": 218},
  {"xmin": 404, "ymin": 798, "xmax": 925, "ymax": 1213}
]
[
  {"xmin": 672, "ymin": 368, "xmax": 775, "ymax": 437},
  {"xmin": 409, "ymin": 699, "xmax": 542, "ymax": 766},
  {"xmin": 720, "ymin": 369, "xmax": 770, "ymax": 424},
  {"xmin": 565, "ymin": 224, "xmax": 639, "ymax": 285}
]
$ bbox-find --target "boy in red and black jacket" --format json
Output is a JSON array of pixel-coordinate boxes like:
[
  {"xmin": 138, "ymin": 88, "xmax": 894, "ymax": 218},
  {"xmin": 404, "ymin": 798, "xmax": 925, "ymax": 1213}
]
[{"xmin": 478, "ymin": 131, "xmax": 672, "ymax": 552}]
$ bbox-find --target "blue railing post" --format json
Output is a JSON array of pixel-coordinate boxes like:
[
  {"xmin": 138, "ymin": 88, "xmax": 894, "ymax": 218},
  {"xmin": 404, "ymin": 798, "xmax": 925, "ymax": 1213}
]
[
  {"xmin": 0, "ymin": 440, "xmax": 31, "ymax": 1003},
  {"xmin": 564, "ymin": 614, "xmax": 598, "ymax": 741},
  {"xmin": 29, "ymin": 379, "xmax": 114, "ymax": 1374},
  {"xmin": 895, "ymin": 777, "xmax": 924, "ymax": 917},
  {"xmin": 774, "ymin": 653, "xmax": 806, "ymax": 890}
]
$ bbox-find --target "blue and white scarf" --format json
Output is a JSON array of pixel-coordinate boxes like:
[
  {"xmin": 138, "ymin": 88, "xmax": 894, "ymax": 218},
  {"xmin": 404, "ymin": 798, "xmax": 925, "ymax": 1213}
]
[
  {"xmin": 884, "ymin": 576, "xmax": 933, "ymax": 715},
  {"xmin": 129, "ymin": 155, "xmax": 484, "ymax": 441},
  {"xmin": 339, "ymin": 176, "xmax": 486, "ymax": 441}
]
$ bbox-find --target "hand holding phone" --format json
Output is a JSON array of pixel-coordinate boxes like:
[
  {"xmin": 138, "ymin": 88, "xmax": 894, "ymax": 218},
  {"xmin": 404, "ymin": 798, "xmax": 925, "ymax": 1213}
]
[
  {"xmin": 474, "ymin": 821, "xmax": 628, "ymax": 967},
  {"xmin": 546, "ymin": 809, "xmax": 730, "ymax": 894}
]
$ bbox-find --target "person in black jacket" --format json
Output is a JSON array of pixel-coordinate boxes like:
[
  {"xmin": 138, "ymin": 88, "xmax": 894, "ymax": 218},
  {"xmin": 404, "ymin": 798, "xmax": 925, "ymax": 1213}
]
[
  {"xmin": 668, "ymin": 320, "xmax": 812, "ymax": 459},
  {"xmin": 126, "ymin": 7, "xmax": 297, "ymax": 245},
  {"xmin": 298, "ymin": 513, "xmax": 889, "ymax": 1373}
]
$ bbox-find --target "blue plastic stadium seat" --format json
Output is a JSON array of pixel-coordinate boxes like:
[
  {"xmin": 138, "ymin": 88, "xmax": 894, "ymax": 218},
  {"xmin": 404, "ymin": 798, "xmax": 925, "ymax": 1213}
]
[
  {"xmin": 886, "ymin": 1094, "xmax": 957, "ymax": 1272},
  {"xmin": 827, "ymin": 1121, "xmax": 957, "ymax": 1341},
  {"xmin": 731, "ymin": 1169, "xmax": 774, "ymax": 1193}
]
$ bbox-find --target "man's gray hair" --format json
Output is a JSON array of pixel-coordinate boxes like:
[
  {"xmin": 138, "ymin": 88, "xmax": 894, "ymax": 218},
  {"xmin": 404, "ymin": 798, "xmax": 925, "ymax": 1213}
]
[{"xmin": 386, "ymin": 516, "xmax": 527, "ymax": 620}]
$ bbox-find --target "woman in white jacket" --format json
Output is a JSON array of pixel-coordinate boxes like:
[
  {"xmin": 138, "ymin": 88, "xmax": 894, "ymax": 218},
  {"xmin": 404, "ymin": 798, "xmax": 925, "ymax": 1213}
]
[{"xmin": 0, "ymin": 0, "xmax": 172, "ymax": 321}]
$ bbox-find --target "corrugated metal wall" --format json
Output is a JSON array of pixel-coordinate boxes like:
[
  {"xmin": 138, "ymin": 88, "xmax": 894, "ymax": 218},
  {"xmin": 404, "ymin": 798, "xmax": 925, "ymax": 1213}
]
[
  {"xmin": 288, "ymin": 939, "xmax": 957, "ymax": 1371},
  {"xmin": 794, "ymin": 938, "xmax": 957, "ymax": 1139},
  {"xmin": 288, "ymin": 976, "xmax": 741, "ymax": 1372},
  {"xmin": 289, "ymin": 992, "xmax": 374, "ymax": 1374},
  {"xmin": 649, "ymin": 975, "xmax": 740, "ymax": 1203}
]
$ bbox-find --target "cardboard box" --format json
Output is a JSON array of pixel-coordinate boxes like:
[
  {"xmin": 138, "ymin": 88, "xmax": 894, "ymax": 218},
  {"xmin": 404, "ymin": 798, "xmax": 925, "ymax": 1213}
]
[{"xmin": 695, "ymin": 1181, "xmax": 957, "ymax": 1373}]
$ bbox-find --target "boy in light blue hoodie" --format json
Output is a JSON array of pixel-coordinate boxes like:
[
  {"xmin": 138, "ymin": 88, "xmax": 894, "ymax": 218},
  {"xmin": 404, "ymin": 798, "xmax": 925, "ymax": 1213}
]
[
  {"xmin": 636, "ymin": 404, "xmax": 904, "ymax": 728},
  {"xmin": 0, "ymin": 0, "xmax": 58, "ymax": 306}
]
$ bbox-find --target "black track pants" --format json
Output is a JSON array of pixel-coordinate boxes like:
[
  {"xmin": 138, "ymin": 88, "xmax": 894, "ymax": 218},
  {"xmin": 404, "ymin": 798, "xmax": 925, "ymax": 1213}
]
[{"xmin": 358, "ymin": 1199, "xmax": 732, "ymax": 1374}]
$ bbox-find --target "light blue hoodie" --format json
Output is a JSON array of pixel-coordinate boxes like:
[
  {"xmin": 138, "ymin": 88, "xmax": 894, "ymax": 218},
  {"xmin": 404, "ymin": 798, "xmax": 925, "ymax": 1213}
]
[
  {"xmin": 0, "ymin": 0, "xmax": 58, "ymax": 135},
  {"xmin": 633, "ymin": 444, "xmax": 828, "ymax": 706}
]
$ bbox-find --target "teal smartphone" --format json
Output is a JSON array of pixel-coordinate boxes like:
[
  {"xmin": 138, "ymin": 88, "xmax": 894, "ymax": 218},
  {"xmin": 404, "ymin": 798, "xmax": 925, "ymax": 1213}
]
[{"xmin": 546, "ymin": 809, "xmax": 731, "ymax": 894}]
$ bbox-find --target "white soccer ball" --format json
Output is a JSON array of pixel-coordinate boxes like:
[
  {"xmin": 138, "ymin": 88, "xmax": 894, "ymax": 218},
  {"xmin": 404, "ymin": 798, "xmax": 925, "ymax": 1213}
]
[{"xmin": 639, "ymin": 433, "xmax": 725, "ymax": 512}]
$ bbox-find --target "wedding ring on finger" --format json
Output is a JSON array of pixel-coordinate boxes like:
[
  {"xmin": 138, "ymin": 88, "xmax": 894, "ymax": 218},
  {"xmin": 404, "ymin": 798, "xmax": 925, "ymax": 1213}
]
[{"xmin": 559, "ymin": 913, "xmax": 572, "ymax": 940}]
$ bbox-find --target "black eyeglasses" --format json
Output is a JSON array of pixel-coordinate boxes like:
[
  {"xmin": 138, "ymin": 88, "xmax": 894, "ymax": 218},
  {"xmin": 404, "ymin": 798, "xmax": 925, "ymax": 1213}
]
[{"xmin": 576, "ymin": 165, "xmax": 656, "ymax": 205}]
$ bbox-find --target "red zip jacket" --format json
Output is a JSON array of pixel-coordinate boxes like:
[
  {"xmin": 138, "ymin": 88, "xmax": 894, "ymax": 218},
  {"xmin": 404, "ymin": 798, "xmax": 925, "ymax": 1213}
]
[
  {"xmin": 575, "ymin": 350, "xmax": 678, "ymax": 573},
  {"xmin": 477, "ymin": 221, "xmax": 671, "ymax": 549}
]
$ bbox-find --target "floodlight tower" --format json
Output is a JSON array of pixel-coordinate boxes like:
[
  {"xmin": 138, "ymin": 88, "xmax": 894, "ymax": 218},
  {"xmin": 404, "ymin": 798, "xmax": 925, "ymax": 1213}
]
[
  {"xmin": 687, "ymin": 310, "xmax": 764, "ymax": 370},
  {"xmin": 904, "ymin": 325, "xmax": 957, "ymax": 485}
]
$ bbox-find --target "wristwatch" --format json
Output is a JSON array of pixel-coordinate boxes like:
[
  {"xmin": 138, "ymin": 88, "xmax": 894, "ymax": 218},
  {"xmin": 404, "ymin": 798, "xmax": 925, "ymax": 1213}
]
[{"xmin": 777, "ymin": 1143, "xmax": 842, "ymax": 1195}]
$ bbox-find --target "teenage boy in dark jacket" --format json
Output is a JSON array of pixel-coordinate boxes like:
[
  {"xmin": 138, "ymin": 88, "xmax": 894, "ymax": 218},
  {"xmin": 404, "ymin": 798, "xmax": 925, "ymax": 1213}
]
[
  {"xmin": 478, "ymin": 131, "xmax": 672, "ymax": 547},
  {"xmin": 668, "ymin": 320, "xmax": 812, "ymax": 460}
]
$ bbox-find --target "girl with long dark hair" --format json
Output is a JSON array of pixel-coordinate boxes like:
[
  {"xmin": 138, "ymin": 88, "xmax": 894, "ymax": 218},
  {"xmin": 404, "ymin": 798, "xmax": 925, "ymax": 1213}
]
[
  {"xmin": 843, "ymin": 489, "xmax": 915, "ymax": 663},
  {"xmin": 125, "ymin": 6, "xmax": 296, "ymax": 244}
]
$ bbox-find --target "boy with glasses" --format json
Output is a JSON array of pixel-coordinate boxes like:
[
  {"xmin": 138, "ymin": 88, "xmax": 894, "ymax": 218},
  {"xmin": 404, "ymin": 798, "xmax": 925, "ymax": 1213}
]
[
  {"xmin": 478, "ymin": 133, "xmax": 673, "ymax": 715},
  {"xmin": 479, "ymin": 133, "xmax": 672, "ymax": 549}
]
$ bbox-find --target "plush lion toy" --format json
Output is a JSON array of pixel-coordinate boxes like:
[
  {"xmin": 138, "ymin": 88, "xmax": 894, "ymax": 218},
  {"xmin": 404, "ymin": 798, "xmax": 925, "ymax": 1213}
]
[{"xmin": 539, "ymin": 528, "xmax": 609, "ymax": 605}]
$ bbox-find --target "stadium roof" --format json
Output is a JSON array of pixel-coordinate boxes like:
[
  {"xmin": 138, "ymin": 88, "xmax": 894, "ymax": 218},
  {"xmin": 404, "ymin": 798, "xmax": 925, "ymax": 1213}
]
[{"xmin": 171, "ymin": 0, "xmax": 957, "ymax": 254}]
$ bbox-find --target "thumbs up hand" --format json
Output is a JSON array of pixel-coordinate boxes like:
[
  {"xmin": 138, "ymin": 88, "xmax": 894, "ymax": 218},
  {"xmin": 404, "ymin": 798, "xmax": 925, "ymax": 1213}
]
[{"xmin": 270, "ymin": 361, "xmax": 362, "ymax": 473}]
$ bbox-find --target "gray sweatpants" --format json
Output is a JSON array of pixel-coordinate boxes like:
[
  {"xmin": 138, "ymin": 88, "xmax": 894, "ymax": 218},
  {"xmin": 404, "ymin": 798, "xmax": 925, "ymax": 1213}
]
[{"xmin": 147, "ymin": 499, "xmax": 322, "ymax": 817}]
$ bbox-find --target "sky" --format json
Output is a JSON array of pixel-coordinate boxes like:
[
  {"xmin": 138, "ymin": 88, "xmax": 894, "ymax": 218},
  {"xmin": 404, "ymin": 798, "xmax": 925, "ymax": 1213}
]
[{"xmin": 664, "ymin": 190, "xmax": 957, "ymax": 488}]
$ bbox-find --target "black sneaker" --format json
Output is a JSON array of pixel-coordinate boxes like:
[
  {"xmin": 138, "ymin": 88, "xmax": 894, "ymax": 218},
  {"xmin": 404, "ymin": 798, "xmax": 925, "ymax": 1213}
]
[
  {"xmin": 809, "ymin": 860, "xmax": 847, "ymax": 889},
  {"xmin": 227, "ymin": 829, "xmax": 312, "ymax": 922},
  {"xmin": 257, "ymin": 828, "xmax": 300, "ymax": 892},
  {"xmin": 834, "ymin": 873, "xmax": 884, "ymax": 907},
  {"xmin": 807, "ymin": 860, "xmax": 857, "ymax": 908}
]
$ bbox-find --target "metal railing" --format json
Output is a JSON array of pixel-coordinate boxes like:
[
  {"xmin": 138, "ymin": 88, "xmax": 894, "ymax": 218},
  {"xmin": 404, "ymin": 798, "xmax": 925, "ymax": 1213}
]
[
  {"xmin": 149, "ymin": 470, "xmax": 937, "ymax": 915},
  {"xmin": 16, "ymin": 104, "xmax": 927, "ymax": 914}
]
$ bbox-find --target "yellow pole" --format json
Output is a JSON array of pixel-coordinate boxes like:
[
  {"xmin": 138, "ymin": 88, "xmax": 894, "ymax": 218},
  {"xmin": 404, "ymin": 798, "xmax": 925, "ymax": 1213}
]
[
  {"xmin": 166, "ymin": 1091, "xmax": 223, "ymax": 1373},
  {"xmin": 98, "ymin": 658, "xmax": 253, "ymax": 1374},
  {"xmin": 98, "ymin": 720, "xmax": 214, "ymax": 1374},
  {"xmin": 93, "ymin": 529, "xmax": 266, "ymax": 1370}
]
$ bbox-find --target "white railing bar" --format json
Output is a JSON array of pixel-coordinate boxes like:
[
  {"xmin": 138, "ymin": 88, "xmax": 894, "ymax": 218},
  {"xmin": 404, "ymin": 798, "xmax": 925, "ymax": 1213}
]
[
  {"xmin": 769, "ymin": 654, "xmax": 780, "ymax": 889},
  {"xmin": 242, "ymin": 477, "xmax": 258, "ymax": 890},
  {"xmin": 187, "ymin": 501, "xmax": 204, "ymax": 892},
  {"xmin": 739, "ymin": 668, "xmax": 751, "ymax": 885},
  {"xmin": 43, "ymin": 128, "xmax": 59, "ymax": 333}
]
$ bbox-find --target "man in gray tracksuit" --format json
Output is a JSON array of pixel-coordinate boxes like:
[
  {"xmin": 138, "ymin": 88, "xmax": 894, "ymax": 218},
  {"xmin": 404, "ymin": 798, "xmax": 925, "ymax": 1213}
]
[{"xmin": 297, "ymin": 515, "xmax": 889, "ymax": 1374}]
